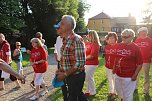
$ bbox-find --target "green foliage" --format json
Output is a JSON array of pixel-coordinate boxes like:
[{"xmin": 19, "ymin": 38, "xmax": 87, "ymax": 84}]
[
  {"xmin": 76, "ymin": 18, "xmax": 86, "ymax": 32},
  {"xmin": 48, "ymin": 47, "xmax": 55, "ymax": 54},
  {"xmin": 0, "ymin": 0, "xmax": 25, "ymax": 32},
  {"xmin": 75, "ymin": 0, "xmax": 90, "ymax": 32},
  {"xmin": 142, "ymin": 1, "xmax": 152, "ymax": 24},
  {"xmin": 78, "ymin": 0, "xmax": 90, "ymax": 18},
  {"xmin": 0, "ymin": 0, "xmax": 90, "ymax": 47}
]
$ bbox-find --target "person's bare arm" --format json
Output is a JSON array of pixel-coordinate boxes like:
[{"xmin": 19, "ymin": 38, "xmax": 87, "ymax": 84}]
[
  {"xmin": 131, "ymin": 64, "xmax": 142, "ymax": 81},
  {"xmin": 0, "ymin": 59, "xmax": 25, "ymax": 81}
]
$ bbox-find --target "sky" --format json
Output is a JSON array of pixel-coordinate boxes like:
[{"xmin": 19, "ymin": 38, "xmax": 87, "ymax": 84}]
[{"xmin": 84, "ymin": 0, "xmax": 150, "ymax": 24}]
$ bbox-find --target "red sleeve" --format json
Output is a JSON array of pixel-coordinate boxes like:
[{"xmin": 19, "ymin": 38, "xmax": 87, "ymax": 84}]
[
  {"xmin": 3, "ymin": 43, "xmax": 10, "ymax": 53},
  {"xmin": 136, "ymin": 47, "xmax": 143, "ymax": 65}
]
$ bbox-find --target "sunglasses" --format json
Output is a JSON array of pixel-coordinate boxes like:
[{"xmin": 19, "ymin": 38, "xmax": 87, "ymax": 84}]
[
  {"xmin": 17, "ymin": 45, "xmax": 21, "ymax": 46},
  {"xmin": 121, "ymin": 35, "xmax": 131, "ymax": 39}
]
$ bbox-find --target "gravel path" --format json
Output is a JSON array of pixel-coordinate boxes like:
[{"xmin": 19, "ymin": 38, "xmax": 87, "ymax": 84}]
[{"xmin": 0, "ymin": 53, "xmax": 58, "ymax": 101}]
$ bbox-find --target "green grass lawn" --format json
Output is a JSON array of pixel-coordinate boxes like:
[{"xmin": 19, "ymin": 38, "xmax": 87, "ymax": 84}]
[{"xmin": 49, "ymin": 54, "xmax": 152, "ymax": 101}]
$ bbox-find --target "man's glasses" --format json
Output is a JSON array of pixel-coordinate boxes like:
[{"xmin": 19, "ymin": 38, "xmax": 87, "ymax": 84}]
[{"xmin": 121, "ymin": 35, "xmax": 131, "ymax": 39}]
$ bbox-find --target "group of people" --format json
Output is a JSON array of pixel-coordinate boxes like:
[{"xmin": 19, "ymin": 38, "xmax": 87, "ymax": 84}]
[
  {"xmin": 0, "ymin": 14, "xmax": 152, "ymax": 101},
  {"xmin": 0, "ymin": 32, "xmax": 49, "ymax": 100},
  {"xmin": 104, "ymin": 27, "xmax": 152, "ymax": 101},
  {"xmin": 54, "ymin": 15, "xmax": 152, "ymax": 101}
]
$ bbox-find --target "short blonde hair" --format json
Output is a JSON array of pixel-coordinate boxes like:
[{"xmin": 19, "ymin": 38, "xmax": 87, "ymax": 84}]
[
  {"xmin": 30, "ymin": 38, "xmax": 43, "ymax": 47},
  {"xmin": 88, "ymin": 30, "xmax": 102, "ymax": 46}
]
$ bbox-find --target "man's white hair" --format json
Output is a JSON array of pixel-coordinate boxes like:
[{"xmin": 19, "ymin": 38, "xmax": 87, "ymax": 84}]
[
  {"xmin": 62, "ymin": 15, "xmax": 76, "ymax": 30},
  {"xmin": 137, "ymin": 27, "xmax": 148, "ymax": 33}
]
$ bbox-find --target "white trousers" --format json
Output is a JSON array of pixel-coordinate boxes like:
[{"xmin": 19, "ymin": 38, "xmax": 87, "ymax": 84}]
[
  {"xmin": 105, "ymin": 67, "xmax": 116, "ymax": 94},
  {"xmin": 85, "ymin": 65, "xmax": 98, "ymax": 95},
  {"xmin": 35, "ymin": 73, "xmax": 45, "ymax": 85},
  {"xmin": 115, "ymin": 75, "xmax": 136, "ymax": 101}
]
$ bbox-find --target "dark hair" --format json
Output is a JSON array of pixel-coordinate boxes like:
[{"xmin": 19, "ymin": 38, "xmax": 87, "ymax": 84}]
[
  {"xmin": 107, "ymin": 32, "xmax": 118, "ymax": 41},
  {"xmin": 35, "ymin": 32, "xmax": 42, "ymax": 38}
]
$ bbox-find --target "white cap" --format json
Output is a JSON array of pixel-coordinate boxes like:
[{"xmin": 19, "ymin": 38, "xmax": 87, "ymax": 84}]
[{"xmin": 137, "ymin": 27, "xmax": 148, "ymax": 33}]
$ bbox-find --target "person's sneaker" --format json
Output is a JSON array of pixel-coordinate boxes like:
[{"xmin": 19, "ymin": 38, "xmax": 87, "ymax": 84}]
[
  {"xmin": 30, "ymin": 81, "xmax": 35, "ymax": 89},
  {"xmin": 29, "ymin": 95, "xmax": 39, "ymax": 100},
  {"xmin": 40, "ymin": 90, "xmax": 48, "ymax": 96}
]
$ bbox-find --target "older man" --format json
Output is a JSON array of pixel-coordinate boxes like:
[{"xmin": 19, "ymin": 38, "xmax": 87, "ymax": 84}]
[
  {"xmin": 54, "ymin": 22, "xmax": 68, "ymax": 101},
  {"xmin": 135, "ymin": 27, "xmax": 152, "ymax": 96},
  {"xmin": 56, "ymin": 15, "xmax": 87, "ymax": 101}
]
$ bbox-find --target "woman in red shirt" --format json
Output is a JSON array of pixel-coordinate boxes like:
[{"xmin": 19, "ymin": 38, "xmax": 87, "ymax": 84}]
[
  {"xmin": 104, "ymin": 32, "xmax": 118, "ymax": 99},
  {"xmin": 84, "ymin": 30, "xmax": 101, "ymax": 96},
  {"xmin": 113, "ymin": 29, "xmax": 143, "ymax": 101},
  {"xmin": 29, "ymin": 38, "xmax": 48, "ymax": 100}
]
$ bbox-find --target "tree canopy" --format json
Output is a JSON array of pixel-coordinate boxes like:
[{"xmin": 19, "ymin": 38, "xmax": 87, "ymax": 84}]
[{"xmin": 0, "ymin": 0, "xmax": 90, "ymax": 47}]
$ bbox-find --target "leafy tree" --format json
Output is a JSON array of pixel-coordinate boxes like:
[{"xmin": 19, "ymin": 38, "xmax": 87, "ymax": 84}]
[
  {"xmin": 76, "ymin": 0, "xmax": 90, "ymax": 33},
  {"xmin": 19, "ymin": 0, "xmax": 80, "ymax": 47},
  {"xmin": 143, "ymin": 1, "xmax": 152, "ymax": 24},
  {"xmin": 0, "ymin": 0, "xmax": 25, "ymax": 32},
  {"xmin": 142, "ymin": 1, "xmax": 152, "ymax": 37},
  {"xmin": 0, "ymin": 0, "xmax": 90, "ymax": 47}
]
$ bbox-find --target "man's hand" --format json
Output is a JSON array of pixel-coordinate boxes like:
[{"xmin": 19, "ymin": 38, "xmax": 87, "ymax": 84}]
[
  {"xmin": 56, "ymin": 72, "xmax": 66, "ymax": 81},
  {"xmin": 112, "ymin": 68, "xmax": 116, "ymax": 74},
  {"xmin": 131, "ymin": 74, "xmax": 137, "ymax": 81},
  {"xmin": 27, "ymin": 50, "xmax": 31, "ymax": 54}
]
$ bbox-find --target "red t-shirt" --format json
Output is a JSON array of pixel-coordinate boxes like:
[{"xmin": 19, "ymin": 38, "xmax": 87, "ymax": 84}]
[
  {"xmin": 104, "ymin": 44, "xmax": 118, "ymax": 69},
  {"xmin": 0, "ymin": 41, "xmax": 12, "ymax": 63},
  {"xmin": 114, "ymin": 43, "xmax": 143, "ymax": 77},
  {"xmin": 135, "ymin": 37, "xmax": 152, "ymax": 63},
  {"xmin": 30, "ymin": 47, "xmax": 48, "ymax": 73},
  {"xmin": 85, "ymin": 42, "xmax": 100, "ymax": 65}
]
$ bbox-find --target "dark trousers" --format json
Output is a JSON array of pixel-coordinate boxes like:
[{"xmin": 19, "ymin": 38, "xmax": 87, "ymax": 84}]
[
  {"xmin": 63, "ymin": 71, "xmax": 88, "ymax": 101},
  {"xmin": 61, "ymin": 81, "xmax": 68, "ymax": 101},
  {"xmin": 57, "ymin": 62, "xmax": 68, "ymax": 101}
]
